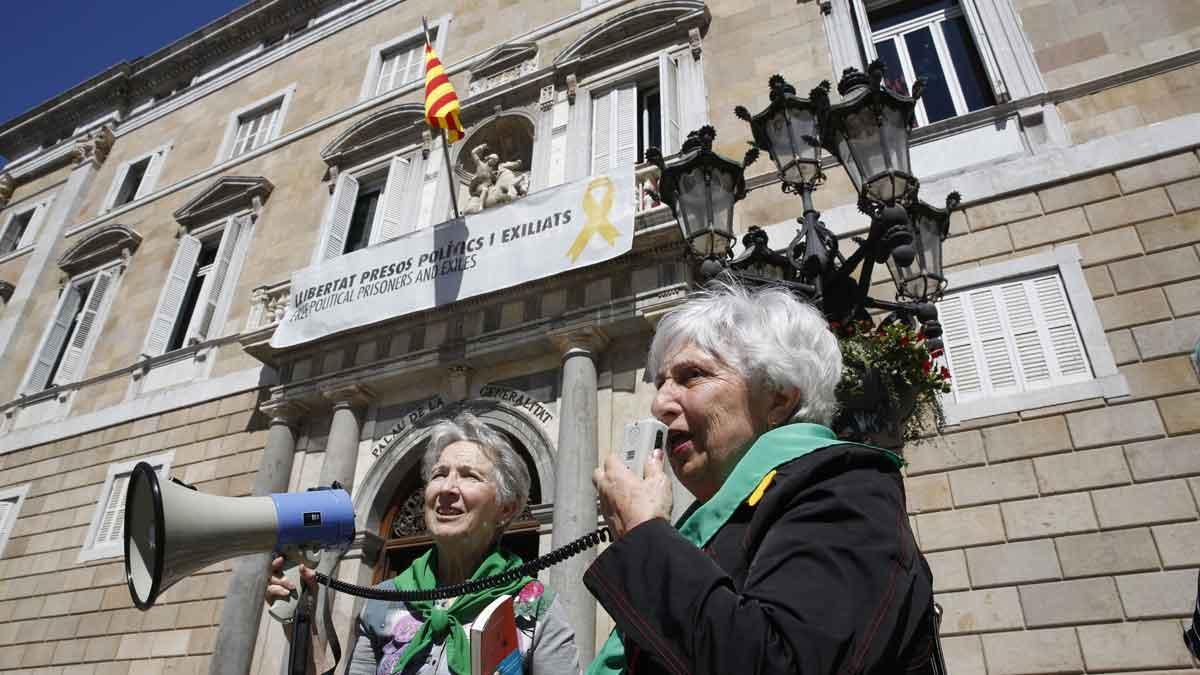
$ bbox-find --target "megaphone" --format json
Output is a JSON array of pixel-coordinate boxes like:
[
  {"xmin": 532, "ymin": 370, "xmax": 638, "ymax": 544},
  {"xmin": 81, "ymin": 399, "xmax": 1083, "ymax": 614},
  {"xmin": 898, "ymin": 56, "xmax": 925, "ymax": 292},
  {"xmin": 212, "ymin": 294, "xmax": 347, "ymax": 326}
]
[{"xmin": 123, "ymin": 461, "xmax": 356, "ymax": 610}]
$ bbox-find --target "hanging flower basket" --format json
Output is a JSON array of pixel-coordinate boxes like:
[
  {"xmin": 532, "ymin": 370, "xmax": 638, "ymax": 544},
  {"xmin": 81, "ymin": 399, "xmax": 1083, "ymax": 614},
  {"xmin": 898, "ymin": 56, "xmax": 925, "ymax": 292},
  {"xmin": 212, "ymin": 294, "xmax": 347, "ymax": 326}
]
[{"xmin": 831, "ymin": 320, "xmax": 951, "ymax": 452}]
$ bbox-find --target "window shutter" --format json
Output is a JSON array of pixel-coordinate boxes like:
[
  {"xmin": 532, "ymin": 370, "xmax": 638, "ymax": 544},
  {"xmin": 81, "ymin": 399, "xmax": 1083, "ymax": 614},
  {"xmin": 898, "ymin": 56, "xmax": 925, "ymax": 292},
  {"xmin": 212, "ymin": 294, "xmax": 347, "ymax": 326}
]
[
  {"xmin": 322, "ymin": 173, "xmax": 360, "ymax": 260},
  {"xmin": 144, "ymin": 234, "xmax": 202, "ymax": 357},
  {"xmin": 134, "ymin": 150, "xmax": 166, "ymax": 201},
  {"xmin": 95, "ymin": 473, "xmax": 130, "ymax": 546},
  {"xmin": 377, "ymin": 156, "xmax": 412, "ymax": 242},
  {"xmin": 103, "ymin": 162, "xmax": 129, "ymax": 211},
  {"xmin": 189, "ymin": 218, "xmax": 245, "ymax": 344},
  {"xmin": 0, "ymin": 500, "xmax": 12, "ymax": 535},
  {"xmin": 939, "ymin": 294, "xmax": 983, "ymax": 399},
  {"xmin": 970, "ymin": 287, "xmax": 1018, "ymax": 394},
  {"xmin": 54, "ymin": 269, "xmax": 114, "ymax": 385},
  {"xmin": 18, "ymin": 204, "xmax": 47, "ymax": 249},
  {"xmin": 26, "ymin": 284, "xmax": 84, "ymax": 392},
  {"xmin": 613, "ymin": 83, "xmax": 638, "ymax": 168},
  {"xmin": 658, "ymin": 54, "xmax": 682, "ymax": 154},
  {"xmin": 1032, "ymin": 274, "xmax": 1090, "ymax": 379},
  {"xmin": 1000, "ymin": 281, "xmax": 1051, "ymax": 388},
  {"xmin": 404, "ymin": 44, "xmax": 424, "ymax": 85},
  {"xmin": 590, "ymin": 89, "xmax": 612, "ymax": 176},
  {"xmin": 957, "ymin": 0, "xmax": 1009, "ymax": 101}
]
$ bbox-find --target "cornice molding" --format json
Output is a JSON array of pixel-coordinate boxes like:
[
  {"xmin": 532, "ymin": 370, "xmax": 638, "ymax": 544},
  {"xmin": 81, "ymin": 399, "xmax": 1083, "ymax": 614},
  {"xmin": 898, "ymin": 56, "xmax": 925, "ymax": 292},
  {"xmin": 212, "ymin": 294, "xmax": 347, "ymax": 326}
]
[
  {"xmin": 174, "ymin": 175, "xmax": 274, "ymax": 228},
  {"xmin": 320, "ymin": 103, "xmax": 426, "ymax": 168},
  {"xmin": 552, "ymin": 0, "xmax": 710, "ymax": 78},
  {"xmin": 57, "ymin": 224, "xmax": 143, "ymax": 277}
]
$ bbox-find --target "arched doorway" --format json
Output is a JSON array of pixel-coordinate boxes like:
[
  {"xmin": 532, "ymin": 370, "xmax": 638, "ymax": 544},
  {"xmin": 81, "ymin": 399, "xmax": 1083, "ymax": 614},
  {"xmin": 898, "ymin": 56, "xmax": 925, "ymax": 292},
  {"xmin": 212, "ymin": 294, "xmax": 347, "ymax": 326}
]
[{"xmin": 371, "ymin": 427, "xmax": 546, "ymax": 583}]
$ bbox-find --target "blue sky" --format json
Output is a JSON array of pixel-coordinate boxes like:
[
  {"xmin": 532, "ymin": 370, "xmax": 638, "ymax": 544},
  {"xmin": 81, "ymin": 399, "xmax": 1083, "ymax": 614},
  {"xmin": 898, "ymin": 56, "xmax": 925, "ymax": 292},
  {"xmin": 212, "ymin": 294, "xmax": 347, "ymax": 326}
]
[{"xmin": 0, "ymin": 1, "xmax": 248, "ymax": 132}]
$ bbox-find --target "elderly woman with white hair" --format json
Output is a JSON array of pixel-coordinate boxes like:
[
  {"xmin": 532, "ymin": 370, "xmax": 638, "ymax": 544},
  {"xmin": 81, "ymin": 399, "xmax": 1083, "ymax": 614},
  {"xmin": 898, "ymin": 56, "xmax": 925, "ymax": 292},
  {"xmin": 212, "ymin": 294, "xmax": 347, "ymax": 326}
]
[
  {"xmin": 267, "ymin": 412, "xmax": 580, "ymax": 675},
  {"xmin": 586, "ymin": 283, "xmax": 939, "ymax": 675}
]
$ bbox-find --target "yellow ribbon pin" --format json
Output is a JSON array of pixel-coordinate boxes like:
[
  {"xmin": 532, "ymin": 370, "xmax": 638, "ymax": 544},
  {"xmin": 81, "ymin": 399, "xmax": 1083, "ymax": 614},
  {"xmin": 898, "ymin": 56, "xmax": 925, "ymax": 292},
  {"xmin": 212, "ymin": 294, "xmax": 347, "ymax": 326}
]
[
  {"xmin": 747, "ymin": 470, "xmax": 777, "ymax": 506},
  {"xmin": 566, "ymin": 176, "xmax": 621, "ymax": 263}
]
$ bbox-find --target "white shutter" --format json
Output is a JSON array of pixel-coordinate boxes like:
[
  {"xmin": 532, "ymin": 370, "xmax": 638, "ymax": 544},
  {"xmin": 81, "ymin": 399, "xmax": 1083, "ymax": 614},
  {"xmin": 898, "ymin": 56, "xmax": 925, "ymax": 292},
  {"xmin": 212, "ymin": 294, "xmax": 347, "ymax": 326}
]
[
  {"xmin": 377, "ymin": 156, "xmax": 412, "ymax": 242},
  {"xmin": 590, "ymin": 90, "xmax": 612, "ymax": 176},
  {"xmin": 403, "ymin": 44, "xmax": 424, "ymax": 85},
  {"xmin": 26, "ymin": 284, "xmax": 84, "ymax": 392},
  {"xmin": 322, "ymin": 173, "xmax": 360, "ymax": 260},
  {"xmin": 188, "ymin": 219, "xmax": 244, "ymax": 343},
  {"xmin": 144, "ymin": 234, "xmax": 201, "ymax": 357},
  {"xmin": 1001, "ymin": 281, "xmax": 1051, "ymax": 388},
  {"xmin": 614, "ymin": 83, "xmax": 638, "ymax": 168},
  {"xmin": 1032, "ymin": 275, "xmax": 1090, "ymax": 379},
  {"xmin": 18, "ymin": 204, "xmax": 47, "ymax": 249},
  {"xmin": 658, "ymin": 54, "xmax": 682, "ymax": 154},
  {"xmin": 969, "ymin": 288, "xmax": 1018, "ymax": 394},
  {"xmin": 54, "ymin": 269, "xmax": 114, "ymax": 385},
  {"xmin": 939, "ymin": 294, "xmax": 983, "ymax": 400},
  {"xmin": 103, "ymin": 162, "xmax": 129, "ymax": 211},
  {"xmin": 134, "ymin": 150, "xmax": 166, "ymax": 200},
  {"xmin": 0, "ymin": 500, "xmax": 12, "ymax": 535},
  {"xmin": 94, "ymin": 474, "xmax": 130, "ymax": 546}
]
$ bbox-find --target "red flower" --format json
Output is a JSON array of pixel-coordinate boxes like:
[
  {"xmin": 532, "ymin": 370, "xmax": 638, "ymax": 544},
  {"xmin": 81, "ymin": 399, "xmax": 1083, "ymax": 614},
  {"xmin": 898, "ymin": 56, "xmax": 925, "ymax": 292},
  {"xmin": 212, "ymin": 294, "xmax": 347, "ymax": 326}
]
[
  {"xmin": 930, "ymin": 347, "xmax": 945, "ymax": 358},
  {"xmin": 916, "ymin": 329, "xmax": 926, "ymax": 341},
  {"xmin": 900, "ymin": 335, "xmax": 910, "ymax": 346},
  {"xmin": 939, "ymin": 366, "xmax": 952, "ymax": 380},
  {"xmin": 922, "ymin": 359, "xmax": 932, "ymax": 373}
]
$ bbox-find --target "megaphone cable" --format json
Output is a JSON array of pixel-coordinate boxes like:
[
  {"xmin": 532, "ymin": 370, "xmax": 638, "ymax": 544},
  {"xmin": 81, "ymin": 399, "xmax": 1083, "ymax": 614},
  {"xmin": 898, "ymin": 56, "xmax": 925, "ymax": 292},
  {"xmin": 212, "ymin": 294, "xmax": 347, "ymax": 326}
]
[{"xmin": 311, "ymin": 527, "xmax": 612, "ymax": 601}]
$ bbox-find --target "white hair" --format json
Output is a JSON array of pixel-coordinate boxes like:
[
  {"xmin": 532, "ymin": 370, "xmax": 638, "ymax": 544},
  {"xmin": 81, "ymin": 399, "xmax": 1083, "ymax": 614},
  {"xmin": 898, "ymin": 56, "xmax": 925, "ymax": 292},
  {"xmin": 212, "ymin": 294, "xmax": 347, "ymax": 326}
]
[
  {"xmin": 422, "ymin": 412, "xmax": 531, "ymax": 525},
  {"xmin": 646, "ymin": 281, "xmax": 842, "ymax": 426}
]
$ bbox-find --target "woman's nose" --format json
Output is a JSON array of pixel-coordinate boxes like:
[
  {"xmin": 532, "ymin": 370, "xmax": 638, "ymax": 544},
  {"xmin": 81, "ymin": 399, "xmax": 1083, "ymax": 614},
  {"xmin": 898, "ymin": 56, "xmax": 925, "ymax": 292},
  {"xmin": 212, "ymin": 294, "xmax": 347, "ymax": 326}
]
[{"xmin": 651, "ymin": 381, "xmax": 682, "ymax": 423}]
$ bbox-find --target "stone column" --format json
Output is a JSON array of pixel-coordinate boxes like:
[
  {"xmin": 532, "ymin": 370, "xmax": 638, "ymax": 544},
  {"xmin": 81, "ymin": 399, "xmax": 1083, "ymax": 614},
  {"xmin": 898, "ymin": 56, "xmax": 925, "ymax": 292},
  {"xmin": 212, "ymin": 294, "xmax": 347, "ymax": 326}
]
[
  {"xmin": 0, "ymin": 126, "xmax": 114, "ymax": 362},
  {"xmin": 210, "ymin": 399, "xmax": 309, "ymax": 675},
  {"xmin": 548, "ymin": 325, "xmax": 608, "ymax": 665},
  {"xmin": 446, "ymin": 364, "xmax": 472, "ymax": 402}
]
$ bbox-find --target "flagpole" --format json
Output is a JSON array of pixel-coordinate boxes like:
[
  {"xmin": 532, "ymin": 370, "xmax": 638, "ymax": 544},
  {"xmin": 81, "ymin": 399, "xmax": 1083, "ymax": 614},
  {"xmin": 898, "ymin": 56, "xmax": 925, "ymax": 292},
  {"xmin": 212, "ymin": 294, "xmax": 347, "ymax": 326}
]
[
  {"xmin": 440, "ymin": 128, "xmax": 461, "ymax": 219},
  {"xmin": 422, "ymin": 16, "xmax": 461, "ymax": 219}
]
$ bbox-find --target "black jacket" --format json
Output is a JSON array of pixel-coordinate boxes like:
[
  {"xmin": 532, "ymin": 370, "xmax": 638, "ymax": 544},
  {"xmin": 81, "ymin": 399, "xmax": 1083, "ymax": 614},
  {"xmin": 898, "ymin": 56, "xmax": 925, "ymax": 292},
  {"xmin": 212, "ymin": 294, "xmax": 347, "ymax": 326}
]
[{"xmin": 584, "ymin": 443, "xmax": 938, "ymax": 675}]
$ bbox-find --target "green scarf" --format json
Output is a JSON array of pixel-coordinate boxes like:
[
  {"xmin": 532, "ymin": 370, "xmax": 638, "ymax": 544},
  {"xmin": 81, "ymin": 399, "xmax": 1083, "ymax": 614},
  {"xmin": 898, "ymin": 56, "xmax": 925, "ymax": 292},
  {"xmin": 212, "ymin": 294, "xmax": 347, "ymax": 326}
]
[
  {"xmin": 587, "ymin": 423, "xmax": 900, "ymax": 675},
  {"xmin": 391, "ymin": 547, "xmax": 533, "ymax": 675}
]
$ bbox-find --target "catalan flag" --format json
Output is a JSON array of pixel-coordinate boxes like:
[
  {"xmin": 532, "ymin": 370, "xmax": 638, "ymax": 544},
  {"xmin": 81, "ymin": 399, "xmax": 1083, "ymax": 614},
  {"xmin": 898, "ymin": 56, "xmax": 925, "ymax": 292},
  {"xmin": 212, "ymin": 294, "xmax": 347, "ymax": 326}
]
[{"xmin": 423, "ymin": 42, "xmax": 465, "ymax": 143}]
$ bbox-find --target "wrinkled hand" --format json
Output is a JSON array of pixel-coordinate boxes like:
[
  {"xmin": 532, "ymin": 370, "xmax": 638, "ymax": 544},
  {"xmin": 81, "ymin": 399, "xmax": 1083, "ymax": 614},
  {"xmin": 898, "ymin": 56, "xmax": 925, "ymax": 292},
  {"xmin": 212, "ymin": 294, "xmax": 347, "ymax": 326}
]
[
  {"xmin": 265, "ymin": 555, "xmax": 316, "ymax": 605},
  {"xmin": 593, "ymin": 449, "xmax": 673, "ymax": 540}
]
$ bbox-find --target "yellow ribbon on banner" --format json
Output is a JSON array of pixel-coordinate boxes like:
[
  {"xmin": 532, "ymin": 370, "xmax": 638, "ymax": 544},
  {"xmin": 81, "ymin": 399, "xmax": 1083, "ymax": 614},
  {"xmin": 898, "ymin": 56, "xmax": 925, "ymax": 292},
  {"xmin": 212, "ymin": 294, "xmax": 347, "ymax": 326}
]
[{"xmin": 566, "ymin": 176, "xmax": 621, "ymax": 263}]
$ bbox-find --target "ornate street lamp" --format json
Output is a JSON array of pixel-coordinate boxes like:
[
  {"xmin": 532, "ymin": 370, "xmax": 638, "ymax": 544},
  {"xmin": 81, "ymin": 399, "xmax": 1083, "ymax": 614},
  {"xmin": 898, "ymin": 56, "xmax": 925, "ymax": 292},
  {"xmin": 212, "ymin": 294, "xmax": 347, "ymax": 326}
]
[
  {"xmin": 648, "ymin": 125, "xmax": 748, "ymax": 278},
  {"xmin": 742, "ymin": 75, "xmax": 829, "ymax": 192},
  {"xmin": 886, "ymin": 193, "xmax": 960, "ymax": 305},
  {"xmin": 821, "ymin": 60, "xmax": 922, "ymax": 209}
]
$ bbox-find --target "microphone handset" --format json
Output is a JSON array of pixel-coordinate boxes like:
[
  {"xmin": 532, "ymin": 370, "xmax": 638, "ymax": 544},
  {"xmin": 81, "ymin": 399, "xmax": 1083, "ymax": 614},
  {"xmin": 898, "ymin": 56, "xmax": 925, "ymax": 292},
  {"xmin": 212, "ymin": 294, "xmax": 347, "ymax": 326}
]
[{"xmin": 271, "ymin": 418, "xmax": 682, "ymax": 618}]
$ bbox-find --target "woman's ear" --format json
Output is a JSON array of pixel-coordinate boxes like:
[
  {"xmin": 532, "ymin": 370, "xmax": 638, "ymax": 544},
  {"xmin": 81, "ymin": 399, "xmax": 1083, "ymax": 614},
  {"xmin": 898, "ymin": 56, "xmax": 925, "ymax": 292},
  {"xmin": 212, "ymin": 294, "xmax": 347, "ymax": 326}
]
[
  {"xmin": 768, "ymin": 386, "xmax": 803, "ymax": 428},
  {"xmin": 498, "ymin": 499, "xmax": 521, "ymax": 528}
]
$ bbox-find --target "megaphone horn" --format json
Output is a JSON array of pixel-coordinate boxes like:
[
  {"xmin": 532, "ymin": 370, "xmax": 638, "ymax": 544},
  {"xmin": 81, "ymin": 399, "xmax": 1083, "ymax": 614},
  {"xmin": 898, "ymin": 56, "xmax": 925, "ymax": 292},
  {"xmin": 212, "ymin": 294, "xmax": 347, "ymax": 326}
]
[{"xmin": 123, "ymin": 462, "xmax": 355, "ymax": 610}]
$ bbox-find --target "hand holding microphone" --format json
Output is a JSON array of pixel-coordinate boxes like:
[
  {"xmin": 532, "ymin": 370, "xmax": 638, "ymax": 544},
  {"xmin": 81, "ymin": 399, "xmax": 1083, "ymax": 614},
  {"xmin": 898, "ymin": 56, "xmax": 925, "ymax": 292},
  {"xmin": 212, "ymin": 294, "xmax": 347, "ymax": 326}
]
[{"xmin": 593, "ymin": 419, "xmax": 675, "ymax": 540}]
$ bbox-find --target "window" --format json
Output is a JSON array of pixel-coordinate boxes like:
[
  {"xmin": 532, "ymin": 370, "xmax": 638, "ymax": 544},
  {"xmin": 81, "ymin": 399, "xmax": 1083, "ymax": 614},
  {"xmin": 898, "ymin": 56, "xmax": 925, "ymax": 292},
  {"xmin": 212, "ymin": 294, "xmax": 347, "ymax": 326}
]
[
  {"xmin": 376, "ymin": 42, "xmax": 427, "ymax": 96},
  {"xmin": 232, "ymin": 104, "xmax": 281, "ymax": 157},
  {"xmin": 103, "ymin": 144, "xmax": 171, "ymax": 211},
  {"xmin": 319, "ymin": 155, "xmax": 415, "ymax": 260},
  {"xmin": 144, "ymin": 215, "xmax": 252, "ymax": 356},
  {"xmin": 361, "ymin": 22, "xmax": 446, "ymax": 102},
  {"xmin": 80, "ymin": 454, "xmax": 172, "ymax": 562},
  {"xmin": 216, "ymin": 85, "xmax": 295, "ymax": 163},
  {"xmin": 0, "ymin": 201, "xmax": 47, "ymax": 255},
  {"xmin": 0, "ymin": 484, "xmax": 30, "ymax": 558},
  {"xmin": 590, "ymin": 54, "xmax": 683, "ymax": 175},
  {"xmin": 22, "ymin": 266, "xmax": 118, "ymax": 393},
  {"xmin": 937, "ymin": 245, "xmax": 1127, "ymax": 422}
]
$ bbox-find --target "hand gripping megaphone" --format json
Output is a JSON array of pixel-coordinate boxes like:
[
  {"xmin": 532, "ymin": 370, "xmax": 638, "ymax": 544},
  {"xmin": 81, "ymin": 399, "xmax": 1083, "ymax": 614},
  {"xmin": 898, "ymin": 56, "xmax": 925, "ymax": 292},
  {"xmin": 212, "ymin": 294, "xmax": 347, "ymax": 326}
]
[{"xmin": 123, "ymin": 461, "xmax": 356, "ymax": 610}]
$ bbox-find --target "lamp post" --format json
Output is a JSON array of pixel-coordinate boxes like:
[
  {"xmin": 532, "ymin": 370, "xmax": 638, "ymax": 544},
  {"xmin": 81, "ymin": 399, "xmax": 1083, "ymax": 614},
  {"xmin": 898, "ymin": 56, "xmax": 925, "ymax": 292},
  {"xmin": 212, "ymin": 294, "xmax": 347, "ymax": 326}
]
[{"xmin": 648, "ymin": 61, "xmax": 962, "ymax": 444}]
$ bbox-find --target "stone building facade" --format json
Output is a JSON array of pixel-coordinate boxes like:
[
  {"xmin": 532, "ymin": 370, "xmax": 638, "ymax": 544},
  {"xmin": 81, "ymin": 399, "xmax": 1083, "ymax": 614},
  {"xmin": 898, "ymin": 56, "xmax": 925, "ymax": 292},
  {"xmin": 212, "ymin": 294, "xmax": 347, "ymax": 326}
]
[{"xmin": 0, "ymin": 0, "xmax": 1197, "ymax": 674}]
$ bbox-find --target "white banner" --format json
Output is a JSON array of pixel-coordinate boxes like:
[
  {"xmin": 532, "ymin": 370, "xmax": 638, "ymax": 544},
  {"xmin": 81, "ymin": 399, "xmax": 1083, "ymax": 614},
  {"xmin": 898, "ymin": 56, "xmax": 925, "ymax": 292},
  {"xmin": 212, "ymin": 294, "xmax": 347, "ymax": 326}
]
[{"xmin": 270, "ymin": 165, "xmax": 636, "ymax": 348}]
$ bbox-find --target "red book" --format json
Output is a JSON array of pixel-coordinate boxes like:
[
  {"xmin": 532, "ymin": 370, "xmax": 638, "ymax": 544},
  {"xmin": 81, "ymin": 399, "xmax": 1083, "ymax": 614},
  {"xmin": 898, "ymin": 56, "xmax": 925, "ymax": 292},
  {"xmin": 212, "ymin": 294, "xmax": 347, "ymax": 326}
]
[{"xmin": 471, "ymin": 595, "xmax": 522, "ymax": 675}]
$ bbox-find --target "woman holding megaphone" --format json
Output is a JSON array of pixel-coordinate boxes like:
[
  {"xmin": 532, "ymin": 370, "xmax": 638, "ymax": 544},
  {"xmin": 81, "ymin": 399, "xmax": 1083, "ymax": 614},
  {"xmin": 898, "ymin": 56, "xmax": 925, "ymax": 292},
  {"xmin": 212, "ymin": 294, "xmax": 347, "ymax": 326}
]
[
  {"xmin": 586, "ymin": 283, "xmax": 941, "ymax": 675},
  {"xmin": 266, "ymin": 412, "xmax": 580, "ymax": 675}
]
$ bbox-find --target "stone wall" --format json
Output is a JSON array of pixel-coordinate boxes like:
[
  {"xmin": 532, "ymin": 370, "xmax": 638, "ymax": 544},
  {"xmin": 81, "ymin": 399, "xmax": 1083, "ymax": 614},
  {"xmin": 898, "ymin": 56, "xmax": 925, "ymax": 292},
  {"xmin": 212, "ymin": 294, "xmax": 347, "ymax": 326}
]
[
  {"xmin": 0, "ymin": 390, "xmax": 265, "ymax": 674},
  {"xmin": 901, "ymin": 149, "xmax": 1200, "ymax": 673}
]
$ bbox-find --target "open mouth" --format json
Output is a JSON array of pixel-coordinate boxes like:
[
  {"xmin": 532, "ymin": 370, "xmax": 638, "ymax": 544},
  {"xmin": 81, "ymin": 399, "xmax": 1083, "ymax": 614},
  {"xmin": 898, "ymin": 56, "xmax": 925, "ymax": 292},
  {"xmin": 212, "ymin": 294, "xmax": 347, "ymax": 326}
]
[
  {"xmin": 666, "ymin": 430, "xmax": 693, "ymax": 456},
  {"xmin": 435, "ymin": 506, "xmax": 464, "ymax": 517}
]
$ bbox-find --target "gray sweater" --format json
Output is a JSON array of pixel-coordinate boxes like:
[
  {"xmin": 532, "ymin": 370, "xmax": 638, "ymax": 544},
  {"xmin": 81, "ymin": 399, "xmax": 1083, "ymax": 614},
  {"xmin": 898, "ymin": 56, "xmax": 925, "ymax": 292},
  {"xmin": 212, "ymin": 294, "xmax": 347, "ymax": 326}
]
[{"xmin": 346, "ymin": 579, "xmax": 581, "ymax": 675}]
